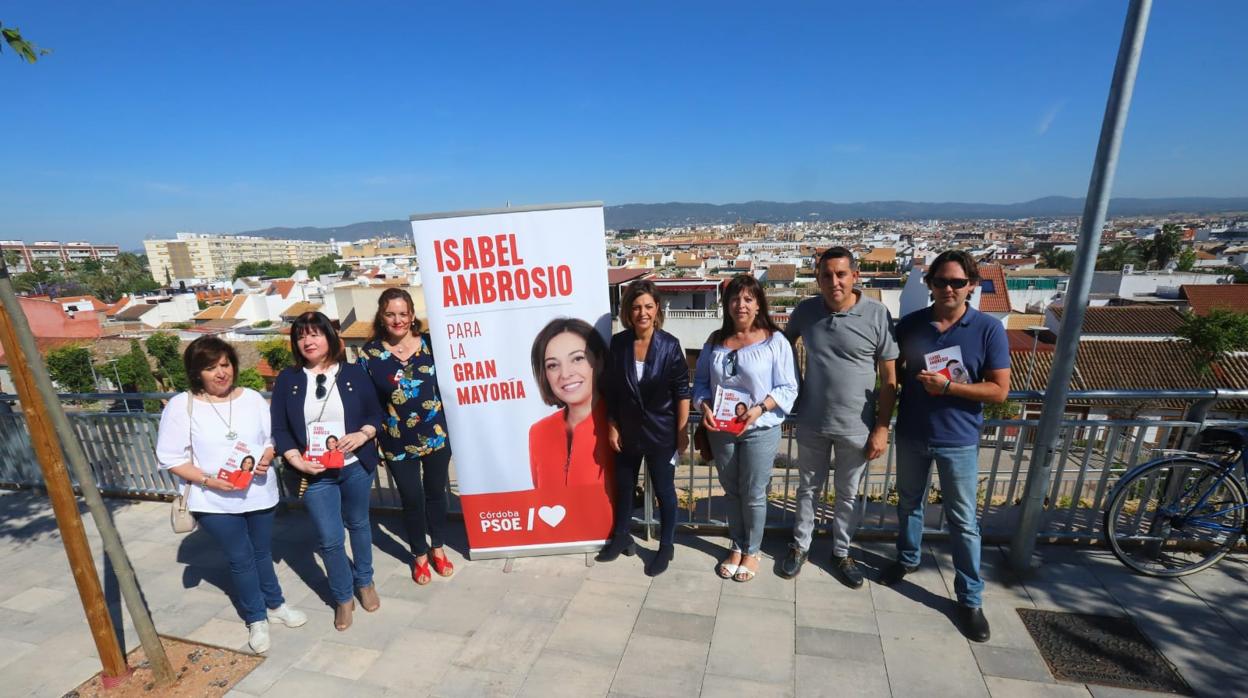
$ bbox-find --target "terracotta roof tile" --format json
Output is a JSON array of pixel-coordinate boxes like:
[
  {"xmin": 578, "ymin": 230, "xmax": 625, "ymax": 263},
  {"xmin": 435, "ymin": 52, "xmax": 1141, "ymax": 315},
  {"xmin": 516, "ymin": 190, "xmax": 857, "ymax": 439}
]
[
  {"xmin": 1050, "ymin": 305, "xmax": 1186, "ymax": 335},
  {"xmin": 1006, "ymin": 314, "xmax": 1047, "ymax": 330},
  {"xmin": 220, "ymin": 295, "xmax": 248, "ymax": 320},
  {"xmin": 114, "ymin": 304, "xmax": 155, "ymax": 321},
  {"xmin": 976, "ymin": 264, "xmax": 1012, "ymax": 313},
  {"xmin": 195, "ymin": 305, "xmax": 226, "ymax": 320},
  {"xmin": 607, "ymin": 268, "xmax": 652, "ymax": 285},
  {"xmin": 280, "ymin": 301, "xmax": 322, "ymax": 318},
  {"xmin": 766, "ymin": 264, "xmax": 796, "ymax": 282},
  {"xmin": 268, "ymin": 280, "xmax": 296, "ymax": 298},
  {"xmin": 1180, "ymin": 284, "xmax": 1248, "ymax": 317},
  {"xmin": 339, "ymin": 320, "xmax": 373, "ymax": 340}
]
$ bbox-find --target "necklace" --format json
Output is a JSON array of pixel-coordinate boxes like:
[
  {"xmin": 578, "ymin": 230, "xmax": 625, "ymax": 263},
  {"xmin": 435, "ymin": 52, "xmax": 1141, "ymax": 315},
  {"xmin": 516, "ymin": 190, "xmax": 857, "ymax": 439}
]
[
  {"xmin": 204, "ymin": 391, "xmax": 237, "ymax": 440},
  {"xmin": 386, "ymin": 334, "xmax": 416, "ymax": 358}
]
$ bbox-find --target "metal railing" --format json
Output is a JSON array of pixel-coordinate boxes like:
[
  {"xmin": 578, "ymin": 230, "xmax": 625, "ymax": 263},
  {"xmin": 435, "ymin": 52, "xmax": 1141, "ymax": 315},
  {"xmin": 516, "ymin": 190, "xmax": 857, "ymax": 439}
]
[{"xmin": 2, "ymin": 389, "xmax": 1246, "ymax": 543}]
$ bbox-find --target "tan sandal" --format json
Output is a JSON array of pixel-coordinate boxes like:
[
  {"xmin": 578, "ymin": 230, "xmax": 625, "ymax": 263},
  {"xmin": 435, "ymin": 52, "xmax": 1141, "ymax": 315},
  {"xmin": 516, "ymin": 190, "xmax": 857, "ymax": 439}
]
[
  {"xmin": 334, "ymin": 600, "xmax": 355, "ymax": 631},
  {"xmin": 718, "ymin": 550, "xmax": 743, "ymax": 579},
  {"xmin": 734, "ymin": 554, "xmax": 758, "ymax": 583}
]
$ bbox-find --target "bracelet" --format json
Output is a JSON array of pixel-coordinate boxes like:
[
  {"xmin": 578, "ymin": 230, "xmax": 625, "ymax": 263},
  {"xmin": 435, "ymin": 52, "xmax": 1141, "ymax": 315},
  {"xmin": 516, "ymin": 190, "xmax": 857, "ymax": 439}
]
[{"xmin": 941, "ymin": 379, "xmax": 952, "ymax": 395}]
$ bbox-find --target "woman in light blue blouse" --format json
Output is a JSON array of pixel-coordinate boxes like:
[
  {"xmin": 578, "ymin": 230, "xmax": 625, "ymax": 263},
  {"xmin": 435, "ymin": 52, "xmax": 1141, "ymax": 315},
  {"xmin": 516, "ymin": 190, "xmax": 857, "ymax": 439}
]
[{"xmin": 693, "ymin": 274, "xmax": 798, "ymax": 582}]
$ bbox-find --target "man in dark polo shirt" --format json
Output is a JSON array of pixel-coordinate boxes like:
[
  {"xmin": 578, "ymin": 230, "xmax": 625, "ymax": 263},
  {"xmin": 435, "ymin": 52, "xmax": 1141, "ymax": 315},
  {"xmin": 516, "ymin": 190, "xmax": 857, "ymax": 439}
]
[
  {"xmin": 781, "ymin": 247, "xmax": 898, "ymax": 586},
  {"xmin": 880, "ymin": 249, "xmax": 1010, "ymax": 642}
]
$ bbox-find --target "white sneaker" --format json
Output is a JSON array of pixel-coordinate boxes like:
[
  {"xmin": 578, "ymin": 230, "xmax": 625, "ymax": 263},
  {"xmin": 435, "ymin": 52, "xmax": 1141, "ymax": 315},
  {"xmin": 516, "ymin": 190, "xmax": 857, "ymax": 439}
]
[
  {"xmin": 267, "ymin": 604, "xmax": 309, "ymax": 628},
  {"xmin": 248, "ymin": 620, "xmax": 271, "ymax": 654}
]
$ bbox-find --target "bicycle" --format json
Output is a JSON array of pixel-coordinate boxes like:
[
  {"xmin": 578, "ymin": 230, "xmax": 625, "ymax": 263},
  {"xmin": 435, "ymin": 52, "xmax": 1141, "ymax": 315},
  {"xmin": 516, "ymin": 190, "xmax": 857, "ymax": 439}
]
[{"xmin": 1103, "ymin": 427, "xmax": 1248, "ymax": 577}]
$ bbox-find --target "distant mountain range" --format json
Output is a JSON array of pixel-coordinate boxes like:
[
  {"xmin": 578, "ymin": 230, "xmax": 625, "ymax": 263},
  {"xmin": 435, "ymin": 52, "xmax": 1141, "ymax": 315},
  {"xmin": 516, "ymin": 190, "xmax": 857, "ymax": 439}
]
[{"xmin": 235, "ymin": 196, "xmax": 1248, "ymax": 241}]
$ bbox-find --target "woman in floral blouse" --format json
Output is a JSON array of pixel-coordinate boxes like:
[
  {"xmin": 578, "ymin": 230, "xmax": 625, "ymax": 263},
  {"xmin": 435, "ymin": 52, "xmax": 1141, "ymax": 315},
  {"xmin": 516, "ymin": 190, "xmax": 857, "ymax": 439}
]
[{"xmin": 360, "ymin": 288, "xmax": 454, "ymax": 585}]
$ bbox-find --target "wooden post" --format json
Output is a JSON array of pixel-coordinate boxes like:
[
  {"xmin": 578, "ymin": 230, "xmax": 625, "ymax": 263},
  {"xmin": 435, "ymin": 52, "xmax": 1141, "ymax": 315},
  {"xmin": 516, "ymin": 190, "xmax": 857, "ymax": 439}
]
[{"xmin": 0, "ymin": 280, "xmax": 130, "ymax": 683}]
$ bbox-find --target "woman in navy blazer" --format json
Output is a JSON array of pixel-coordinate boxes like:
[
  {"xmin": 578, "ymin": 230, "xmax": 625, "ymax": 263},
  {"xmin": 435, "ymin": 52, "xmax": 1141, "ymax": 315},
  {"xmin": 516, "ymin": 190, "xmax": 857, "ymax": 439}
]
[
  {"xmin": 600, "ymin": 280, "xmax": 691, "ymax": 576},
  {"xmin": 271, "ymin": 312, "xmax": 384, "ymax": 632}
]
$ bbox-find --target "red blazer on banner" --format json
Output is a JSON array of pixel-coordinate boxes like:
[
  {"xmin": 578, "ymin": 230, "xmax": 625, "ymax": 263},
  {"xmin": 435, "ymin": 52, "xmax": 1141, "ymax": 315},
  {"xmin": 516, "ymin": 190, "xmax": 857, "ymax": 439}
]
[{"xmin": 528, "ymin": 401, "xmax": 615, "ymax": 491}]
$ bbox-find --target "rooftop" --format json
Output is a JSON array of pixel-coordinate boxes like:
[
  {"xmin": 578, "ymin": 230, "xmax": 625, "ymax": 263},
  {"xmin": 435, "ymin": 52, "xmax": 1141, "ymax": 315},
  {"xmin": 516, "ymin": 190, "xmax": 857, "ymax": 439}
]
[
  {"xmin": 3, "ymin": 489, "xmax": 1243, "ymax": 697},
  {"xmin": 1050, "ymin": 305, "xmax": 1187, "ymax": 335},
  {"xmin": 1181, "ymin": 283, "xmax": 1248, "ymax": 316}
]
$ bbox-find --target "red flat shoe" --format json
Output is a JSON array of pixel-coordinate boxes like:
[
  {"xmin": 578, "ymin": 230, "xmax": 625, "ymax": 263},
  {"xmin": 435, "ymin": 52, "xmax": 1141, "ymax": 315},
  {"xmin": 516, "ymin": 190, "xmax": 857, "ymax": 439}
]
[
  {"xmin": 412, "ymin": 557, "xmax": 432, "ymax": 586},
  {"xmin": 430, "ymin": 548, "xmax": 455, "ymax": 577}
]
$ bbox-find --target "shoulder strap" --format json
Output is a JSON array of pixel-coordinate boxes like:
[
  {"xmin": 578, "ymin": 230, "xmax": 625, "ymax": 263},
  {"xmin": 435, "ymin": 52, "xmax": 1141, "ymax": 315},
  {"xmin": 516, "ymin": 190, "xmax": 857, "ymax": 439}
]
[{"xmin": 181, "ymin": 392, "xmax": 195, "ymax": 499}]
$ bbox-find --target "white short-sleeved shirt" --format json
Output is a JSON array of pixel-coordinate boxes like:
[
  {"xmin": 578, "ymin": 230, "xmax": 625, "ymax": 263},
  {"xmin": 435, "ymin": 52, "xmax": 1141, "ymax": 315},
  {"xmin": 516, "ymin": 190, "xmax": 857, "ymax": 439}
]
[{"xmin": 156, "ymin": 390, "xmax": 278, "ymax": 514}]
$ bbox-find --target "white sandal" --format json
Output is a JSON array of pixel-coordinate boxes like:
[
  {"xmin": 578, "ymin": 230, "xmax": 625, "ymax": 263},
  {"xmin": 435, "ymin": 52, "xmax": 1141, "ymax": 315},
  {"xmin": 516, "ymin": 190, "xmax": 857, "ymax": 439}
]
[
  {"xmin": 734, "ymin": 554, "xmax": 758, "ymax": 582},
  {"xmin": 718, "ymin": 552, "xmax": 742, "ymax": 579}
]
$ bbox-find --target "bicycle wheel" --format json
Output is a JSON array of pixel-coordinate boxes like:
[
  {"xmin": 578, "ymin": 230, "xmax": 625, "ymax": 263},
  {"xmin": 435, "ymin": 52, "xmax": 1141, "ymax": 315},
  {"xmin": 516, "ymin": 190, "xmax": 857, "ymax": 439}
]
[{"xmin": 1103, "ymin": 457, "xmax": 1246, "ymax": 577}]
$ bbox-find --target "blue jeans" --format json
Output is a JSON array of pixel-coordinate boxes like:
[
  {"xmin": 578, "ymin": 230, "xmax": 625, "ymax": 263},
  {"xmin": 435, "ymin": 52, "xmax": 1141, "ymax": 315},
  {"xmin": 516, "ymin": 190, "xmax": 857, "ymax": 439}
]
[
  {"xmin": 894, "ymin": 437, "xmax": 984, "ymax": 608},
  {"xmin": 710, "ymin": 425, "xmax": 782, "ymax": 556},
  {"xmin": 303, "ymin": 462, "xmax": 374, "ymax": 604},
  {"xmin": 614, "ymin": 448, "xmax": 678, "ymax": 546},
  {"xmin": 194, "ymin": 506, "xmax": 284, "ymax": 624}
]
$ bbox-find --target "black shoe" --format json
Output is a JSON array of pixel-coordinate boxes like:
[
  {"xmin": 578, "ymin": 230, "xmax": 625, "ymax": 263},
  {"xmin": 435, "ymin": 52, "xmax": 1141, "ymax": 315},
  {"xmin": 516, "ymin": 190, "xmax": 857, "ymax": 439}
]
[
  {"xmin": 831, "ymin": 554, "xmax": 865, "ymax": 589},
  {"xmin": 878, "ymin": 561, "xmax": 918, "ymax": 586},
  {"xmin": 957, "ymin": 605, "xmax": 991, "ymax": 643},
  {"xmin": 780, "ymin": 546, "xmax": 808, "ymax": 579},
  {"xmin": 645, "ymin": 544, "xmax": 674, "ymax": 577},
  {"xmin": 595, "ymin": 535, "xmax": 636, "ymax": 562}
]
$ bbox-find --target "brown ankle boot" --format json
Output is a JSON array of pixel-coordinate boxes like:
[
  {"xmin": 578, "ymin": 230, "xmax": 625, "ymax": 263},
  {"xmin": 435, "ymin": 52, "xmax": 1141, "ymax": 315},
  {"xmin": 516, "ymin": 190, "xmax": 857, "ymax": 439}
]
[
  {"xmin": 334, "ymin": 600, "xmax": 354, "ymax": 631},
  {"xmin": 358, "ymin": 584, "xmax": 380, "ymax": 612}
]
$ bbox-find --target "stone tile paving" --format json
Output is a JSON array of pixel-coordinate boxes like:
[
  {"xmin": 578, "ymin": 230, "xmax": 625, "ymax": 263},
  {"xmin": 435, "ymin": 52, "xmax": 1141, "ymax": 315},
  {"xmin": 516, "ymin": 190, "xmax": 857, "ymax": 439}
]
[{"xmin": 1, "ymin": 489, "xmax": 1242, "ymax": 697}]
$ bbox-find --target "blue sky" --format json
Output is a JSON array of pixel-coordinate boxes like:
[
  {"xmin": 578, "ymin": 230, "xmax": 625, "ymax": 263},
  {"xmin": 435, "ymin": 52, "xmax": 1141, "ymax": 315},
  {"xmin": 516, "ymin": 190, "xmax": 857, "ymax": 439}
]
[{"xmin": 2, "ymin": 1, "xmax": 1245, "ymax": 246}]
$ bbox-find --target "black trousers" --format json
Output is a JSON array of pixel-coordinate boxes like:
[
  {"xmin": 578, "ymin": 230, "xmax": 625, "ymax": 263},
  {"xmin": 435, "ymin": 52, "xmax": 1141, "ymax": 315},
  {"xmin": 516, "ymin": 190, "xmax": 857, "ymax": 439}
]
[
  {"xmin": 387, "ymin": 447, "xmax": 452, "ymax": 557},
  {"xmin": 613, "ymin": 448, "xmax": 678, "ymax": 546}
]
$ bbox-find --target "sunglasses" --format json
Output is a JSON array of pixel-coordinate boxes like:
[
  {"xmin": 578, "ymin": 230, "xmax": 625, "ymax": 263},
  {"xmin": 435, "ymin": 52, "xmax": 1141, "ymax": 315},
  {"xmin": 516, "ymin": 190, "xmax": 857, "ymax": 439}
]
[
  {"xmin": 930, "ymin": 277, "xmax": 972, "ymax": 290},
  {"xmin": 726, "ymin": 349, "xmax": 739, "ymax": 377},
  {"xmin": 315, "ymin": 374, "xmax": 328, "ymax": 399}
]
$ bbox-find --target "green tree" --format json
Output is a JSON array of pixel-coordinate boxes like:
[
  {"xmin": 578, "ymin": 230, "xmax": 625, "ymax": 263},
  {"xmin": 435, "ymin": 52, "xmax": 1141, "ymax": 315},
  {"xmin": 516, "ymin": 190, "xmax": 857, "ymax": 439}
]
[
  {"xmin": 145, "ymin": 332, "xmax": 188, "ymax": 391},
  {"xmin": 1175, "ymin": 309, "xmax": 1248, "ymax": 374},
  {"xmin": 1176, "ymin": 247, "xmax": 1198, "ymax": 272},
  {"xmin": 1, "ymin": 22, "xmax": 50, "ymax": 63},
  {"xmin": 262, "ymin": 262, "xmax": 296, "ymax": 278},
  {"xmin": 1041, "ymin": 248, "xmax": 1074, "ymax": 273},
  {"xmin": 115, "ymin": 340, "xmax": 161, "ymax": 411},
  {"xmin": 1095, "ymin": 242, "xmax": 1141, "ymax": 271},
  {"xmin": 233, "ymin": 261, "xmax": 262, "ymax": 279},
  {"xmin": 307, "ymin": 255, "xmax": 344, "ymax": 278},
  {"xmin": 236, "ymin": 368, "xmax": 266, "ymax": 391},
  {"xmin": 257, "ymin": 336, "xmax": 293, "ymax": 372},
  {"xmin": 1140, "ymin": 225, "xmax": 1184, "ymax": 270},
  {"xmin": 45, "ymin": 344, "xmax": 97, "ymax": 393}
]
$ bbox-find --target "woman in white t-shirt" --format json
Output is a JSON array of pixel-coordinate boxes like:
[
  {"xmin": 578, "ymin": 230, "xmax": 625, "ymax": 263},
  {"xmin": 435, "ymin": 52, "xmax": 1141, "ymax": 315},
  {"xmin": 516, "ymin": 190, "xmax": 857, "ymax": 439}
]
[{"xmin": 155, "ymin": 336, "xmax": 307, "ymax": 654}]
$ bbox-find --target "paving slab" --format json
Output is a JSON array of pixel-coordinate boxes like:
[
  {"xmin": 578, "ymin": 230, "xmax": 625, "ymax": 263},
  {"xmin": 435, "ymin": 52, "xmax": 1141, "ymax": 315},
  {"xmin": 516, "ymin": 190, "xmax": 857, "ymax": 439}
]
[{"xmin": 1, "ymin": 490, "xmax": 1243, "ymax": 697}]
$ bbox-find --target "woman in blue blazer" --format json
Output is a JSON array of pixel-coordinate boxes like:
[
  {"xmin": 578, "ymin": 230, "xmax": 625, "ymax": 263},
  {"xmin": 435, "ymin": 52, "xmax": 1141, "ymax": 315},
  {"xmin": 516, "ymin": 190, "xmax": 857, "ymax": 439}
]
[
  {"xmin": 271, "ymin": 312, "xmax": 384, "ymax": 632},
  {"xmin": 600, "ymin": 280, "xmax": 691, "ymax": 576}
]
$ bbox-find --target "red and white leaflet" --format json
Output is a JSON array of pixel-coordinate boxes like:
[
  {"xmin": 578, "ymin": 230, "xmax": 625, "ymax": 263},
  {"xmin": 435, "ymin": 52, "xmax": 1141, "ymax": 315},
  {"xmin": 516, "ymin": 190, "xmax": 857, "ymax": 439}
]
[{"xmin": 712, "ymin": 385, "xmax": 748, "ymax": 435}]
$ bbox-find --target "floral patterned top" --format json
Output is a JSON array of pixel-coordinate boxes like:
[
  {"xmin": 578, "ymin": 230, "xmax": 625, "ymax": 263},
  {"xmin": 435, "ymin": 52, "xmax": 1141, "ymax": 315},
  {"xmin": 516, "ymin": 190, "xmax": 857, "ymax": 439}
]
[{"xmin": 359, "ymin": 333, "xmax": 450, "ymax": 460}]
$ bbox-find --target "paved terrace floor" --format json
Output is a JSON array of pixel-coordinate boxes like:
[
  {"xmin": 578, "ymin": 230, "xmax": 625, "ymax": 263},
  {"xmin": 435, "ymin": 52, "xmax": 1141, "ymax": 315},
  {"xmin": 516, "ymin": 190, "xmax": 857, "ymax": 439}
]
[{"xmin": 2, "ymin": 489, "xmax": 1247, "ymax": 698}]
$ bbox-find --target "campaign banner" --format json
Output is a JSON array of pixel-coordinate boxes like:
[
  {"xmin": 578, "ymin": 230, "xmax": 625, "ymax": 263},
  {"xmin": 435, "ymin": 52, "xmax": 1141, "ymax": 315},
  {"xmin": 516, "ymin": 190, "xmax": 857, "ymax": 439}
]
[{"xmin": 410, "ymin": 203, "xmax": 614, "ymax": 558}]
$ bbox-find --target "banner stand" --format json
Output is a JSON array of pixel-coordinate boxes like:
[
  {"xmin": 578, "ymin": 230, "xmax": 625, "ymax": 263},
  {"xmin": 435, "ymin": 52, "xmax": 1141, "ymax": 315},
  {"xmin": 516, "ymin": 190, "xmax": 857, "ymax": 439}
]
[{"xmin": 410, "ymin": 202, "xmax": 616, "ymax": 560}]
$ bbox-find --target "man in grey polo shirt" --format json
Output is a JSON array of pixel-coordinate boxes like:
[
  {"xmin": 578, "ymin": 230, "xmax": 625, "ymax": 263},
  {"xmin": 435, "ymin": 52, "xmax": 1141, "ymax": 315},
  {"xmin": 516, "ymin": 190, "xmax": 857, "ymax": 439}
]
[{"xmin": 781, "ymin": 246, "xmax": 898, "ymax": 587}]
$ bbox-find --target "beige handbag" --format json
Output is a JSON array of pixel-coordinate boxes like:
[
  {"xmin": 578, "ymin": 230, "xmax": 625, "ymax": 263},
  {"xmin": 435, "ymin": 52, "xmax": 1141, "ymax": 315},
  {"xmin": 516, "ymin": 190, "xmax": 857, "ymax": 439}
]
[{"xmin": 170, "ymin": 392, "xmax": 197, "ymax": 534}]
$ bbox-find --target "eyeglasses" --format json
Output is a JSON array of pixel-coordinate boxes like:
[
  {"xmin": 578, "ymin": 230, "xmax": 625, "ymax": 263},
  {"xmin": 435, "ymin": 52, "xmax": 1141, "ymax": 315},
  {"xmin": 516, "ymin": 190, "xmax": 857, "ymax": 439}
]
[
  {"xmin": 930, "ymin": 277, "xmax": 972, "ymax": 290},
  {"xmin": 315, "ymin": 374, "xmax": 328, "ymax": 399},
  {"xmin": 725, "ymin": 349, "xmax": 739, "ymax": 377}
]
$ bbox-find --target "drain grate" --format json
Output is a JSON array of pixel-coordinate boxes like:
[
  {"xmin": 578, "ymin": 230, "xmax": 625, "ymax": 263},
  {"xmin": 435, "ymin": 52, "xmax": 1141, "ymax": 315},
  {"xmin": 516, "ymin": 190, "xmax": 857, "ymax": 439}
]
[{"xmin": 1017, "ymin": 609, "xmax": 1192, "ymax": 695}]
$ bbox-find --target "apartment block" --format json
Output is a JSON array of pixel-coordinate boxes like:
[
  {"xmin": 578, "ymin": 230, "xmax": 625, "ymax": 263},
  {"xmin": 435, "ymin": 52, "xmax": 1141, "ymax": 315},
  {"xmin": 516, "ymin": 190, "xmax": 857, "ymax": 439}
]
[
  {"xmin": 0, "ymin": 240, "xmax": 120, "ymax": 273},
  {"xmin": 144, "ymin": 233, "xmax": 333, "ymax": 281}
]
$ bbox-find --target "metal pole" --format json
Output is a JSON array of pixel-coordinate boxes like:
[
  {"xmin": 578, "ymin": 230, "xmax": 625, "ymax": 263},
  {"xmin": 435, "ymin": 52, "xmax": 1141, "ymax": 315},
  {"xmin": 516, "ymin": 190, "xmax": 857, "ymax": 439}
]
[
  {"xmin": 1009, "ymin": 0, "xmax": 1153, "ymax": 573},
  {"xmin": 0, "ymin": 259, "xmax": 175, "ymax": 684}
]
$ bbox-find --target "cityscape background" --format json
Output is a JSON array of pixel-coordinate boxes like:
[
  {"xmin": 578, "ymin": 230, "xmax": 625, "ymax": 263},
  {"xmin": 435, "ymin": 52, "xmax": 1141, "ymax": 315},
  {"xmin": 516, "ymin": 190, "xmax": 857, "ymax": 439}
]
[{"xmin": 2, "ymin": 1, "xmax": 1247, "ymax": 245}]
